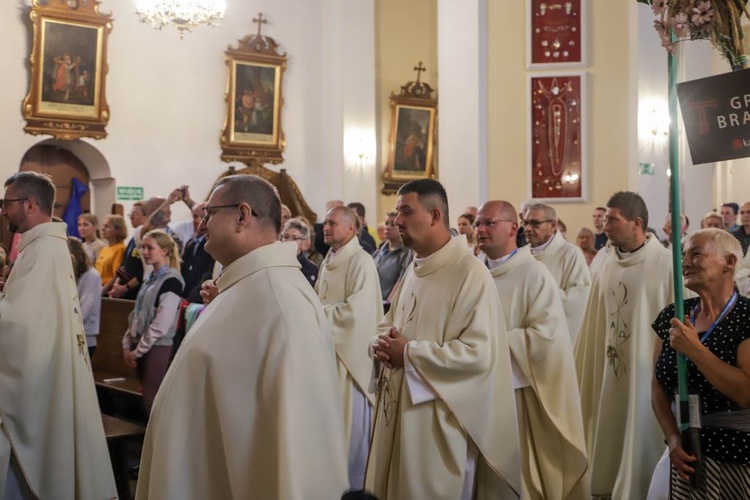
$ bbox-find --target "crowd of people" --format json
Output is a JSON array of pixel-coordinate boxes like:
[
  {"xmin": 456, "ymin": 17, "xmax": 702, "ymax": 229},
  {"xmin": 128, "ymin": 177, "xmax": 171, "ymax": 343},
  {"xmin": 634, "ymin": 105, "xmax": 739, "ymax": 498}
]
[{"xmin": 0, "ymin": 167, "xmax": 749, "ymax": 499}]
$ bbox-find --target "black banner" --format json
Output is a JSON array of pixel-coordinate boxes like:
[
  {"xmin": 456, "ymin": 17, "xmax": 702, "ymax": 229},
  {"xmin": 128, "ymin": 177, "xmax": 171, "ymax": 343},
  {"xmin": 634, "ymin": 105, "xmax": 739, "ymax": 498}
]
[{"xmin": 677, "ymin": 68, "xmax": 750, "ymax": 165}]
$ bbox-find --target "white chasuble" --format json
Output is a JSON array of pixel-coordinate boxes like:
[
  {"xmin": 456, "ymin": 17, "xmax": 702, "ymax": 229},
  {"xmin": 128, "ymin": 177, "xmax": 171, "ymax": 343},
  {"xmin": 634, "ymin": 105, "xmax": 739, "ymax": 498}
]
[
  {"xmin": 490, "ymin": 247, "xmax": 588, "ymax": 499},
  {"xmin": 136, "ymin": 242, "xmax": 349, "ymax": 500},
  {"xmin": 531, "ymin": 230, "xmax": 591, "ymax": 345},
  {"xmin": 574, "ymin": 235, "xmax": 674, "ymax": 500},
  {"xmin": 0, "ymin": 222, "xmax": 116, "ymax": 499},
  {"xmin": 365, "ymin": 236, "xmax": 521, "ymax": 500},
  {"xmin": 316, "ymin": 236, "xmax": 383, "ymax": 484}
]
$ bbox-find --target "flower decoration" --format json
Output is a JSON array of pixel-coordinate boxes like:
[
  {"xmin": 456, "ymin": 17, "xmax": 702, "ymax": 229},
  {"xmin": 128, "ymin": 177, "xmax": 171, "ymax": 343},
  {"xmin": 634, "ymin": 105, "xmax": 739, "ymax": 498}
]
[{"xmin": 637, "ymin": 0, "xmax": 749, "ymax": 69}]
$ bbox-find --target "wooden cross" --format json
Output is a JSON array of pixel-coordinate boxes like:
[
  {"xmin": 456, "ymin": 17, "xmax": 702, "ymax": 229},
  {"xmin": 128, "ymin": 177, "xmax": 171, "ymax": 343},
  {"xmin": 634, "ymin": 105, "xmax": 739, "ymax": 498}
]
[
  {"xmin": 413, "ymin": 61, "xmax": 426, "ymax": 83},
  {"xmin": 253, "ymin": 12, "xmax": 268, "ymax": 38}
]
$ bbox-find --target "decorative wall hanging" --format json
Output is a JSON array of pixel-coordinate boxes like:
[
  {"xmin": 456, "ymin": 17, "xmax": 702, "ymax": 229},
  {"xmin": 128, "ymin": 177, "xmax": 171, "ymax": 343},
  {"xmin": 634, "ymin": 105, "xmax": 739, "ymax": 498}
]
[
  {"xmin": 381, "ymin": 62, "xmax": 438, "ymax": 195},
  {"xmin": 528, "ymin": 72, "xmax": 586, "ymax": 201},
  {"xmin": 527, "ymin": 0, "xmax": 585, "ymax": 68},
  {"xmin": 220, "ymin": 13, "xmax": 287, "ymax": 166},
  {"xmin": 23, "ymin": 0, "xmax": 113, "ymax": 140}
]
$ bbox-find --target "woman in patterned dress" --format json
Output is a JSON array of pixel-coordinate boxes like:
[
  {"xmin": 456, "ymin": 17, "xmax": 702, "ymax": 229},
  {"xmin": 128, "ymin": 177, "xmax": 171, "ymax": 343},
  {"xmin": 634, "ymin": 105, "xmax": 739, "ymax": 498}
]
[{"xmin": 651, "ymin": 228, "xmax": 750, "ymax": 498}]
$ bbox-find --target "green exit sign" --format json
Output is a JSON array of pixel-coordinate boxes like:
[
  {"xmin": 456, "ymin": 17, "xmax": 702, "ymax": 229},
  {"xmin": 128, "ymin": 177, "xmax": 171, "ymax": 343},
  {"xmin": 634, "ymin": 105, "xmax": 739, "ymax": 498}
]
[{"xmin": 116, "ymin": 186, "xmax": 144, "ymax": 201}]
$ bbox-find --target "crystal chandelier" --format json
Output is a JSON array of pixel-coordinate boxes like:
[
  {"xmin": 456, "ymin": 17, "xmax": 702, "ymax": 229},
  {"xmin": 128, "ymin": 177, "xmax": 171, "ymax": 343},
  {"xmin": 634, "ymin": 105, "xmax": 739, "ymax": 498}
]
[{"xmin": 134, "ymin": 0, "xmax": 227, "ymax": 37}]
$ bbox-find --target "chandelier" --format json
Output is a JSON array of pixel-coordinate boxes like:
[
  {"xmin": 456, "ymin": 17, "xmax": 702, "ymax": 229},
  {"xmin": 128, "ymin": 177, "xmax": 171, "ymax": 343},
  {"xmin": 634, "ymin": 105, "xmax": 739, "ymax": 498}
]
[{"xmin": 134, "ymin": 0, "xmax": 227, "ymax": 37}]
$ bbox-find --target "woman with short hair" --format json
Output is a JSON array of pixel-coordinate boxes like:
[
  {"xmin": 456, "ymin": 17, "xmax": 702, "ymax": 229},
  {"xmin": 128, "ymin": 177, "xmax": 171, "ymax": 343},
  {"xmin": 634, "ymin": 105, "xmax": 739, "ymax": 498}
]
[
  {"xmin": 95, "ymin": 214, "xmax": 127, "ymax": 290},
  {"xmin": 651, "ymin": 228, "xmax": 750, "ymax": 497}
]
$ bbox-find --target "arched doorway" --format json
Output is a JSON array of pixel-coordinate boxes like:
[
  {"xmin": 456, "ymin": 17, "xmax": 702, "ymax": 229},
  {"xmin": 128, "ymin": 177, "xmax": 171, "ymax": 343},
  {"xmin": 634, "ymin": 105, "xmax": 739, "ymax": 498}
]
[{"xmin": 1, "ymin": 140, "xmax": 113, "ymax": 253}]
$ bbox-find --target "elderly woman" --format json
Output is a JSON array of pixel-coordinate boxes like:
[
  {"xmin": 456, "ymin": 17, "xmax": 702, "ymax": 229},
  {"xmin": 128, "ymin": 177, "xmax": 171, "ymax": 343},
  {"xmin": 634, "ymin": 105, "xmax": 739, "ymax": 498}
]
[
  {"xmin": 651, "ymin": 228, "xmax": 750, "ymax": 497},
  {"xmin": 576, "ymin": 227, "xmax": 597, "ymax": 266},
  {"xmin": 281, "ymin": 217, "xmax": 318, "ymax": 288}
]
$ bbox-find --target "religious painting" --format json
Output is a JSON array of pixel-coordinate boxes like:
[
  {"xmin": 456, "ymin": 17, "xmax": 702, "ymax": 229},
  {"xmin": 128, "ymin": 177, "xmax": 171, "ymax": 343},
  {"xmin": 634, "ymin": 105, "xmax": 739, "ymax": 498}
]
[
  {"xmin": 527, "ymin": 0, "xmax": 586, "ymax": 68},
  {"xmin": 23, "ymin": 0, "xmax": 112, "ymax": 140},
  {"xmin": 392, "ymin": 106, "xmax": 434, "ymax": 174},
  {"xmin": 221, "ymin": 13, "xmax": 287, "ymax": 166},
  {"xmin": 528, "ymin": 72, "xmax": 586, "ymax": 201},
  {"xmin": 382, "ymin": 64, "xmax": 437, "ymax": 195}
]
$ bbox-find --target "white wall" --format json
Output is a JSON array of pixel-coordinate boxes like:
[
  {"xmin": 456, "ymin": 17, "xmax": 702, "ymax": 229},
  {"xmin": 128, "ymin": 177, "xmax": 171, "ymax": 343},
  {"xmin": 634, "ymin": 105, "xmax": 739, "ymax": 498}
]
[{"xmin": 0, "ymin": 0, "xmax": 376, "ymax": 224}]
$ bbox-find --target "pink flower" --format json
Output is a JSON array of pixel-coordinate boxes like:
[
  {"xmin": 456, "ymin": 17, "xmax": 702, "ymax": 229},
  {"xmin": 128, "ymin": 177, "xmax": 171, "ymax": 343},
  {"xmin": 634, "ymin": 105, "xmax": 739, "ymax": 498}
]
[
  {"xmin": 672, "ymin": 11, "xmax": 690, "ymax": 38},
  {"xmin": 692, "ymin": 1, "xmax": 714, "ymax": 26},
  {"xmin": 651, "ymin": 0, "xmax": 668, "ymax": 16},
  {"xmin": 653, "ymin": 18, "xmax": 674, "ymax": 52}
]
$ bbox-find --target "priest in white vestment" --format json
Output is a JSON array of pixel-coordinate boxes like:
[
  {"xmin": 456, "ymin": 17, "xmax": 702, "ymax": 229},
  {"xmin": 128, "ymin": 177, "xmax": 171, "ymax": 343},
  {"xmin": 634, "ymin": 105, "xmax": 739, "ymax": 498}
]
[
  {"xmin": 0, "ymin": 171, "xmax": 116, "ymax": 499},
  {"xmin": 316, "ymin": 206, "xmax": 383, "ymax": 489},
  {"xmin": 574, "ymin": 191, "xmax": 675, "ymax": 499},
  {"xmin": 523, "ymin": 203, "xmax": 591, "ymax": 344},
  {"xmin": 368, "ymin": 180, "xmax": 521, "ymax": 500},
  {"xmin": 136, "ymin": 175, "xmax": 348, "ymax": 500},
  {"xmin": 477, "ymin": 200, "xmax": 589, "ymax": 499}
]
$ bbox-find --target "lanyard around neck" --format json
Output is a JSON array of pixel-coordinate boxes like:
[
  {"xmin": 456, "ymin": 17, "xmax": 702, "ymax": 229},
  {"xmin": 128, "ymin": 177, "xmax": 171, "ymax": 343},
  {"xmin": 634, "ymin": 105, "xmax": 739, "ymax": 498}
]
[{"xmin": 689, "ymin": 291, "xmax": 738, "ymax": 343}]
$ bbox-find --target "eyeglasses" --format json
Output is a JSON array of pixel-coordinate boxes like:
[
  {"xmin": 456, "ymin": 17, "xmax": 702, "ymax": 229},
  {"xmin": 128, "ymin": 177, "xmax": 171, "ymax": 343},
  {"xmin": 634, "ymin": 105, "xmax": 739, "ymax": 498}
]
[
  {"xmin": 0, "ymin": 198, "xmax": 28, "ymax": 209},
  {"xmin": 472, "ymin": 219, "xmax": 516, "ymax": 230},
  {"xmin": 521, "ymin": 219, "xmax": 554, "ymax": 229},
  {"xmin": 202, "ymin": 204, "xmax": 258, "ymax": 221},
  {"xmin": 280, "ymin": 233, "xmax": 306, "ymax": 242}
]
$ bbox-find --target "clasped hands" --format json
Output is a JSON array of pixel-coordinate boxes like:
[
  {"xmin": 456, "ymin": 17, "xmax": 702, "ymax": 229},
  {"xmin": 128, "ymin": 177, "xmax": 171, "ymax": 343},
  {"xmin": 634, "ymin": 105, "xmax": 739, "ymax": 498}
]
[
  {"xmin": 372, "ymin": 326, "xmax": 408, "ymax": 369},
  {"xmin": 122, "ymin": 349, "xmax": 138, "ymax": 368}
]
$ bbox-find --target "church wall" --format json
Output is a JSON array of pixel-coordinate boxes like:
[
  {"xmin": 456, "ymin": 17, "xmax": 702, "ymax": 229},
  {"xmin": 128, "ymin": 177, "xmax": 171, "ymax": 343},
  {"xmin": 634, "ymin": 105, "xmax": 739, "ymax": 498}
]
[
  {"xmin": 0, "ymin": 0, "xmax": 376, "ymax": 226},
  {"xmin": 486, "ymin": 0, "xmax": 632, "ymax": 237},
  {"xmin": 374, "ymin": 0, "xmax": 438, "ymax": 222}
]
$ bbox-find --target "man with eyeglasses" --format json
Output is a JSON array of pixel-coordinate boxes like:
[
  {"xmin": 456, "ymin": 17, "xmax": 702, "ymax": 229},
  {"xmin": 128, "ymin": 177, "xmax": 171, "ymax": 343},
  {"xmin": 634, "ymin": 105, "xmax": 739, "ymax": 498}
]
[
  {"xmin": 574, "ymin": 191, "xmax": 675, "ymax": 500},
  {"xmin": 281, "ymin": 217, "xmax": 318, "ymax": 287},
  {"xmin": 137, "ymin": 174, "xmax": 348, "ymax": 499},
  {"xmin": 523, "ymin": 202, "xmax": 591, "ymax": 345},
  {"xmin": 476, "ymin": 200, "xmax": 589, "ymax": 499},
  {"xmin": 368, "ymin": 179, "xmax": 520, "ymax": 499},
  {"xmin": 0, "ymin": 171, "xmax": 116, "ymax": 498},
  {"xmin": 316, "ymin": 206, "xmax": 382, "ymax": 490}
]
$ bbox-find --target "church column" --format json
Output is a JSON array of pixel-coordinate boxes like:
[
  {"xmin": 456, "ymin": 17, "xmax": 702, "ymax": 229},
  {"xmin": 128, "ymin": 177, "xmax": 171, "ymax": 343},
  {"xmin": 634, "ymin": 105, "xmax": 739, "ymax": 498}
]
[
  {"xmin": 319, "ymin": 0, "xmax": 377, "ymax": 219},
  {"xmin": 437, "ymin": 0, "xmax": 488, "ymax": 214}
]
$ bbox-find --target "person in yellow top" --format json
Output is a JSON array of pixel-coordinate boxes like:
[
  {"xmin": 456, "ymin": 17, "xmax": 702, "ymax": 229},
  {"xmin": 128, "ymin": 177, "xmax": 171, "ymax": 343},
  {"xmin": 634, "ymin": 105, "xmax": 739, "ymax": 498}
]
[{"xmin": 95, "ymin": 213, "xmax": 127, "ymax": 288}]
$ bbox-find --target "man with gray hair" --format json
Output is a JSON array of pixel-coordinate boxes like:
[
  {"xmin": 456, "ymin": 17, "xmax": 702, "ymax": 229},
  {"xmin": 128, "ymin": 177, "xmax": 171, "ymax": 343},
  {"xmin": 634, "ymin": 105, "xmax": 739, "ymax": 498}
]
[
  {"xmin": 523, "ymin": 202, "xmax": 591, "ymax": 344},
  {"xmin": 0, "ymin": 171, "xmax": 116, "ymax": 498},
  {"xmin": 317, "ymin": 205, "xmax": 382, "ymax": 489},
  {"xmin": 574, "ymin": 190, "xmax": 676, "ymax": 499},
  {"xmin": 137, "ymin": 174, "xmax": 348, "ymax": 499}
]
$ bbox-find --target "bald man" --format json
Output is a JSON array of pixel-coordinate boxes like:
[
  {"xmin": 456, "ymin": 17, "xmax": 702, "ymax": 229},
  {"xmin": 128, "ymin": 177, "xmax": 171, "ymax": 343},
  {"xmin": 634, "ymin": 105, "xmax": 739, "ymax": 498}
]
[
  {"xmin": 524, "ymin": 203, "xmax": 591, "ymax": 344},
  {"xmin": 316, "ymin": 206, "xmax": 383, "ymax": 489},
  {"xmin": 477, "ymin": 201, "xmax": 588, "ymax": 499}
]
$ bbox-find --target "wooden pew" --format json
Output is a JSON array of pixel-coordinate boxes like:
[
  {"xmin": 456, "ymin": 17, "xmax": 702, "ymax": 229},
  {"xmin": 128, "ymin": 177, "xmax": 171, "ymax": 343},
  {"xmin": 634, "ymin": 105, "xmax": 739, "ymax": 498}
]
[
  {"xmin": 92, "ymin": 298, "xmax": 141, "ymax": 397},
  {"xmin": 102, "ymin": 414, "xmax": 145, "ymax": 500}
]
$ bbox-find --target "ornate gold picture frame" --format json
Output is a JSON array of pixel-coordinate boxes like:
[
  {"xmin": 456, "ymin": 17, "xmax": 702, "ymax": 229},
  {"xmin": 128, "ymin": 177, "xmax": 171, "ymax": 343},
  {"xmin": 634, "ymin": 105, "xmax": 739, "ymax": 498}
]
[
  {"xmin": 382, "ymin": 63, "xmax": 437, "ymax": 195},
  {"xmin": 221, "ymin": 13, "xmax": 287, "ymax": 166},
  {"xmin": 23, "ymin": 0, "xmax": 112, "ymax": 140}
]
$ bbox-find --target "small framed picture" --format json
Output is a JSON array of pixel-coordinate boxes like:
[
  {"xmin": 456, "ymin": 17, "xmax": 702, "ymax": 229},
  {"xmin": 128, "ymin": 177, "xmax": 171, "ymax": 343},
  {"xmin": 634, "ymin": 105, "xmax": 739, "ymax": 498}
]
[{"xmin": 527, "ymin": 0, "xmax": 586, "ymax": 69}]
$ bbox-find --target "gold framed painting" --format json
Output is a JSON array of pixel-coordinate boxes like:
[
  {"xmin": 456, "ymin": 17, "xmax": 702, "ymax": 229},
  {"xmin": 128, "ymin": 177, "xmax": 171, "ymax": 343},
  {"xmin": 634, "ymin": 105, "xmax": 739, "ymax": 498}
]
[
  {"xmin": 23, "ymin": 0, "xmax": 112, "ymax": 140},
  {"xmin": 382, "ymin": 74, "xmax": 437, "ymax": 195},
  {"xmin": 220, "ymin": 15, "xmax": 287, "ymax": 166}
]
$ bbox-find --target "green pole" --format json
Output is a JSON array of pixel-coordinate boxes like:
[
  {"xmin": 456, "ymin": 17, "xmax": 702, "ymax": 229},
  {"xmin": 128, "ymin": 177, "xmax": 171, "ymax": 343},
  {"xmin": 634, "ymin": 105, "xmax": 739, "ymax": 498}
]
[{"xmin": 668, "ymin": 37, "xmax": 689, "ymax": 435}]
